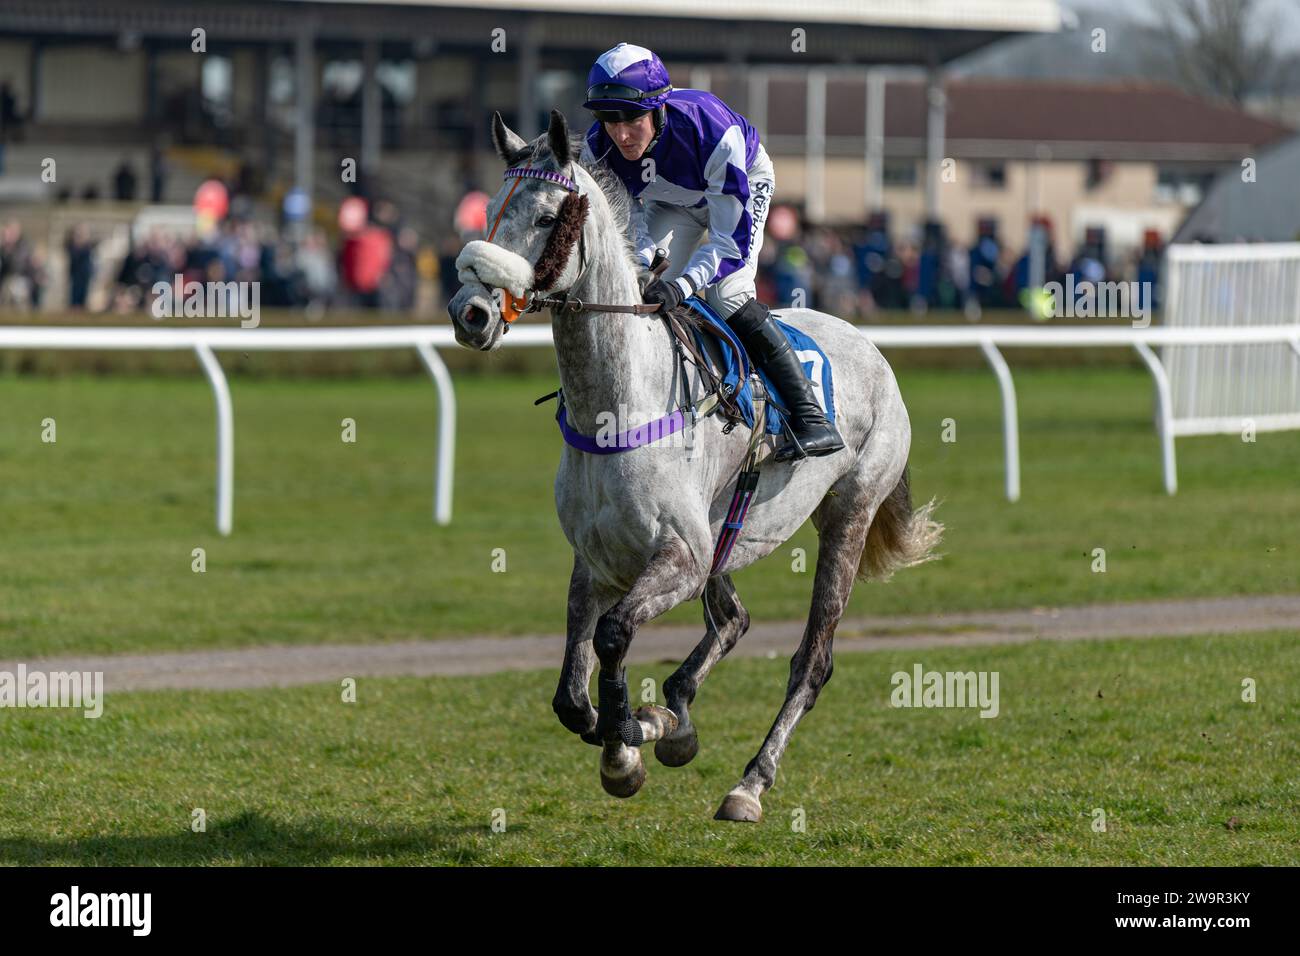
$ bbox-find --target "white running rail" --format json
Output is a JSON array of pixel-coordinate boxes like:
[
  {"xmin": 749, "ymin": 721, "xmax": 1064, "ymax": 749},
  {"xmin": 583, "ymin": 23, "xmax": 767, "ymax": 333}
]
[
  {"xmin": 1162, "ymin": 242, "xmax": 1300, "ymax": 438},
  {"xmin": 2, "ymin": 322, "xmax": 1298, "ymax": 530}
]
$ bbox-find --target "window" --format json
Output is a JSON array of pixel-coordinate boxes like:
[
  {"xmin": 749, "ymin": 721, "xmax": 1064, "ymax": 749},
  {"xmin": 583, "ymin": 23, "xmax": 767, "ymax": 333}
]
[
  {"xmin": 883, "ymin": 160, "xmax": 916, "ymax": 187},
  {"xmin": 1155, "ymin": 166, "xmax": 1212, "ymax": 205},
  {"xmin": 971, "ymin": 161, "xmax": 1006, "ymax": 189},
  {"xmin": 1086, "ymin": 157, "xmax": 1114, "ymax": 191}
]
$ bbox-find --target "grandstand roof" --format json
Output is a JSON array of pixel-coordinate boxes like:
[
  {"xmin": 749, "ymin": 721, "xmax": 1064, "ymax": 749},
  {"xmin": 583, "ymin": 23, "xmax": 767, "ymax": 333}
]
[
  {"xmin": 297, "ymin": 0, "xmax": 1065, "ymax": 32},
  {"xmin": 1, "ymin": 0, "xmax": 1063, "ymax": 64}
]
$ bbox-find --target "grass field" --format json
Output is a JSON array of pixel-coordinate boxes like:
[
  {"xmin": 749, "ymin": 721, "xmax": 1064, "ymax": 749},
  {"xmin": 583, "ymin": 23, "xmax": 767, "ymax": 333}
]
[
  {"xmin": 1, "ymin": 365, "xmax": 1297, "ymax": 658},
  {"xmin": 0, "ymin": 631, "xmax": 1294, "ymax": 865}
]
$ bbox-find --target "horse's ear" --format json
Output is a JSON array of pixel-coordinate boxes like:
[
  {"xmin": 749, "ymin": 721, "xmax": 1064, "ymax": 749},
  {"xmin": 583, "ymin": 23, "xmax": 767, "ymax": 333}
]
[
  {"xmin": 547, "ymin": 109, "xmax": 572, "ymax": 166},
  {"xmin": 492, "ymin": 111, "xmax": 530, "ymax": 165}
]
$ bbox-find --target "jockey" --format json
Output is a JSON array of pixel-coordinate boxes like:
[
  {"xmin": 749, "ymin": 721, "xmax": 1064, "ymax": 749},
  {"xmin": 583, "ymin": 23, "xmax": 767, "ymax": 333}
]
[{"xmin": 580, "ymin": 42, "xmax": 844, "ymax": 461}]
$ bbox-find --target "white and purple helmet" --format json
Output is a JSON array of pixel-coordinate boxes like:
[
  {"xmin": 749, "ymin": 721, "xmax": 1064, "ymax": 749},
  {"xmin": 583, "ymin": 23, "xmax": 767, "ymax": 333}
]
[{"xmin": 583, "ymin": 43, "xmax": 673, "ymax": 122}]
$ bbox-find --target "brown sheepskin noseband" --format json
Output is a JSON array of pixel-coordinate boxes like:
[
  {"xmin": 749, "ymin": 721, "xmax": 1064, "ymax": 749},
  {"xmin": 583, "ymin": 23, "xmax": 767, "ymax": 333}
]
[{"xmin": 532, "ymin": 192, "xmax": 589, "ymax": 292}]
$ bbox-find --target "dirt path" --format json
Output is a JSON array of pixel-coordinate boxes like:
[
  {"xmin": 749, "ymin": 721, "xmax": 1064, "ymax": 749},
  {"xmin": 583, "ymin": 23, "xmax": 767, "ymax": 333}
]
[{"xmin": 2, "ymin": 594, "xmax": 1296, "ymax": 693}]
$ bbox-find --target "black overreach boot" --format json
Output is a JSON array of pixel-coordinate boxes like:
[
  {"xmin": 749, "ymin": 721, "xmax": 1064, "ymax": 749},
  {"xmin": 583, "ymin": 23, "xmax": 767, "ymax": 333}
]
[{"xmin": 726, "ymin": 298, "xmax": 845, "ymax": 462}]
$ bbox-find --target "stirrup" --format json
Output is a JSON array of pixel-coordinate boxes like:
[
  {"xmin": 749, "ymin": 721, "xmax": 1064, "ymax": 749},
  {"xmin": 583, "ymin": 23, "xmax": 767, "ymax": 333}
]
[
  {"xmin": 777, "ymin": 436, "xmax": 808, "ymax": 462},
  {"xmin": 775, "ymin": 422, "xmax": 844, "ymax": 462}
]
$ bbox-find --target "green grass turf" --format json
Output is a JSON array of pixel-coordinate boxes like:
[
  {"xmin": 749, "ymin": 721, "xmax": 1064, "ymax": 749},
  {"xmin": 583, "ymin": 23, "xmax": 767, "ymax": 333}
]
[
  {"xmin": 0, "ymin": 632, "xmax": 1294, "ymax": 865},
  {"xmin": 0, "ymin": 365, "xmax": 1296, "ymax": 658}
]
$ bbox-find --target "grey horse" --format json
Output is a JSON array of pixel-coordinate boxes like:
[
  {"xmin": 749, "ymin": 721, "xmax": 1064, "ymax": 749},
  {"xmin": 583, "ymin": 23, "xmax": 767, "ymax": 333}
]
[{"xmin": 448, "ymin": 109, "xmax": 941, "ymax": 823}]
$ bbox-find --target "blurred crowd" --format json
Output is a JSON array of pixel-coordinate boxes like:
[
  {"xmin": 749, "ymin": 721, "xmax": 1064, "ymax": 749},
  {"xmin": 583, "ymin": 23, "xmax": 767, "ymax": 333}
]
[
  {"xmin": 1, "ymin": 199, "xmax": 1171, "ymax": 320},
  {"xmin": 751, "ymin": 212, "xmax": 1167, "ymax": 320},
  {"xmin": 108, "ymin": 198, "xmax": 424, "ymax": 315},
  {"xmin": 0, "ymin": 196, "xmax": 429, "ymax": 316}
]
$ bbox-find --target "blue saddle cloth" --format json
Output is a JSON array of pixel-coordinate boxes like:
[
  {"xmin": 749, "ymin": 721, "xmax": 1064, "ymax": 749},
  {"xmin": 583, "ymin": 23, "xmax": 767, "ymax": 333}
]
[{"xmin": 681, "ymin": 297, "xmax": 836, "ymax": 437}]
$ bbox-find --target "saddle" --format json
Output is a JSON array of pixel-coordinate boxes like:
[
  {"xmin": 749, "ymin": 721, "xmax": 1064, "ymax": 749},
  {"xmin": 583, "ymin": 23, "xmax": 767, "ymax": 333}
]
[
  {"xmin": 674, "ymin": 297, "xmax": 837, "ymax": 440},
  {"xmin": 660, "ymin": 300, "xmax": 761, "ymax": 433}
]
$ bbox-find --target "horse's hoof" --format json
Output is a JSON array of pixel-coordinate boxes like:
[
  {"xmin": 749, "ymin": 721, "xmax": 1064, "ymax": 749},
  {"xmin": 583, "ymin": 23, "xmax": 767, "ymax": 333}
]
[
  {"xmin": 713, "ymin": 789, "xmax": 763, "ymax": 823},
  {"xmin": 654, "ymin": 725, "xmax": 699, "ymax": 767},
  {"xmin": 634, "ymin": 705, "xmax": 678, "ymax": 742},
  {"xmin": 600, "ymin": 746, "xmax": 646, "ymax": 799}
]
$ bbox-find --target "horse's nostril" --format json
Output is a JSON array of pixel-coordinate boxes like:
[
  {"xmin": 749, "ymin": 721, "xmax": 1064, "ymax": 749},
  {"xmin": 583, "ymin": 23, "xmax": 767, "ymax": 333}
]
[{"xmin": 460, "ymin": 303, "xmax": 491, "ymax": 333}]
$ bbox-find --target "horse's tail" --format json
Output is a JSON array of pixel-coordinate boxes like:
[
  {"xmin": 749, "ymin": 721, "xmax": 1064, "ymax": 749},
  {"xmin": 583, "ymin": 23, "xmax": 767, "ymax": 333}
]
[{"xmin": 857, "ymin": 465, "xmax": 943, "ymax": 582}]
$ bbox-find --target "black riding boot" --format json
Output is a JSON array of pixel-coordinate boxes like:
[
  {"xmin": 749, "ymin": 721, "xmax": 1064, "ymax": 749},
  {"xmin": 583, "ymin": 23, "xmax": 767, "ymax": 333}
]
[{"xmin": 726, "ymin": 299, "xmax": 845, "ymax": 462}]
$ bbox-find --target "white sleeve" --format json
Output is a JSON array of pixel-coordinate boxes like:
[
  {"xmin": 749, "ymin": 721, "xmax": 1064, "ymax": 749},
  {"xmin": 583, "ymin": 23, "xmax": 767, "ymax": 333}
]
[
  {"xmin": 628, "ymin": 198, "xmax": 657, "ymax": 269},
  {"xmin": 679, "ymin": 125, "xmax": 750, "ymax": 294}
]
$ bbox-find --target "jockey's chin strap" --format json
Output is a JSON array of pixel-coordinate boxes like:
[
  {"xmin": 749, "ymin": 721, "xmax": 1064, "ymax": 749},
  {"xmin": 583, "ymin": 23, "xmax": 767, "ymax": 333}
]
[{"xmin": 486, "ymin": 164, "xmax": 664, "ymax": 325}]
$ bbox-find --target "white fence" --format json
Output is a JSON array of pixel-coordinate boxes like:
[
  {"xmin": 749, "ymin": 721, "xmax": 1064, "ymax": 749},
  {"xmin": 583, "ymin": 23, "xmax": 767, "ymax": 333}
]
[
  {"xmin": 1, "ymin": 322, "xmax": 1298, "ymax": 533},
  {"xmin": 1162, "ymin": 242, "xmax": 1300, "ymax": 437}
]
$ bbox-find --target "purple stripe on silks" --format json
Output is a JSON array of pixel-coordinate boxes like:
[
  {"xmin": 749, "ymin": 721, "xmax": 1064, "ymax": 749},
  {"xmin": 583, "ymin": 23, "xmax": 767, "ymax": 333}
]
[{"xmin": 555, "ymin": 405, "xmax": 686, "ymax": 454}]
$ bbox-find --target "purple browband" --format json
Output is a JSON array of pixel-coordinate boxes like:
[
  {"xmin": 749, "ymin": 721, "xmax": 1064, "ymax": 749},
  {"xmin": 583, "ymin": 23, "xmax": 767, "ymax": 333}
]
[
  {"xmin": 556, "ymin": 404, "xmax": 686, "ymax": 454},
  {"xmin": 504, "ymin": 167, "xmax": 579, "ymax": 193}
]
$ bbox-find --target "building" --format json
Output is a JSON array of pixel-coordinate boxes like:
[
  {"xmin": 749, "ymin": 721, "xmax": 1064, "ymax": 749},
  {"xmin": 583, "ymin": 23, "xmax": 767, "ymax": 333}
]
[
  {"xmin": 747, "ymin": 76, "xmax": 1294, "ymax": 255},
  {"xmin": 0, "ymin": 0, "xmax": 1063, "ymax": 228}
]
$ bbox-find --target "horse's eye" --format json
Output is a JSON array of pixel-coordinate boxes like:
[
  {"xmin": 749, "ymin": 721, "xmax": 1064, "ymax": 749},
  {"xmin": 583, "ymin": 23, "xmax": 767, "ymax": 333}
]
[{"xmin": 537, "ymin": 215, "xmax": 557, "ymax": 227}]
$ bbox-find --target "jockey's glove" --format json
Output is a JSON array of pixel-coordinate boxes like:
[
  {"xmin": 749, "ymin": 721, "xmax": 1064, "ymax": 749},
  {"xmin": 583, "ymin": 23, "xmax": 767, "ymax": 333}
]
[{"xmin": 642, "ymin": 275, "xmax": 694, "ymax": 313}]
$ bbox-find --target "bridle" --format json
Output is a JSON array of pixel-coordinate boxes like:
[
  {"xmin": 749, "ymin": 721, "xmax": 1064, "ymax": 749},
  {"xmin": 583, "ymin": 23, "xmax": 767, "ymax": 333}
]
[{"xmin": 485, "ymin": 164, "xmax": 663, "ymax": 327}]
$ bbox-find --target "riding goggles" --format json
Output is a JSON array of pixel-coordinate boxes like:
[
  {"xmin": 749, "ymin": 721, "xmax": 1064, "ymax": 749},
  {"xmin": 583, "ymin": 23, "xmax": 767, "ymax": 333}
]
[{"xmin": 585, "ymin": 82, "xmax": 672, "ymax": 104}]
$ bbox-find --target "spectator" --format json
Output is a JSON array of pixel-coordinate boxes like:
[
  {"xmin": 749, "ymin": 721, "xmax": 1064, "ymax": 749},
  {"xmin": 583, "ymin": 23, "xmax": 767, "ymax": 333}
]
[
  {"xmin": 0, "ymin": 78, "xmax": 22, "ymax": 175},
  {"xmin": 0, "ymin": 220, "xmax": 33, "ymax": 308},
  {"xmin": 968, "ymin": 219, "xmax": 1001, "ymax": 310},
  {"xmin": 339, "ymin": 220, "xmax": 394, "ymax": 309},
  {"xmin": 113, "ymin": 160, "xmax": 138, "ymax": 202},
  {"xmin": 1135, "ymin": 230, "xmax": 1163, "ymax": 313},
  {"xmin": 383, "ymin": 226, "xmax": 419, "ymax": 312},
  {"xmin": 297, "ymin": 228, "xmax": 337, "ymax": 316},
  {"xmin": 65, "ymin": 224, "xmax": 97, "ymax": 309},
  {"xmin": 914, "ymin": 222, "xmax": 946, "ymax": 313},
  {"xmin": 27, "ymin": 243, "xmax": 47, "ymax": 309},
  {"xmin": 149, "ymin": 140, "xmax": 169, "ymax": 203}
]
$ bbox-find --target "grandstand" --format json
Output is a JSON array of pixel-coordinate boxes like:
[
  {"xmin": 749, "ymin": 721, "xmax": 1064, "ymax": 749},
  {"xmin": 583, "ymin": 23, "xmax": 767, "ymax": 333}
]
[{"xmin": 0, "ymin": 0, "xmax": 1064, "ymax": 302}]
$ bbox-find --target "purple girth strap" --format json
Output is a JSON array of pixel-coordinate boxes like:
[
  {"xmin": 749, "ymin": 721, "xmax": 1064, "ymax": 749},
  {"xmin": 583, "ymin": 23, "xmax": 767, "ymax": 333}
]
[{"xmin": 555, "ymin": 401, "xmax": 686, "ymax": 454}]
